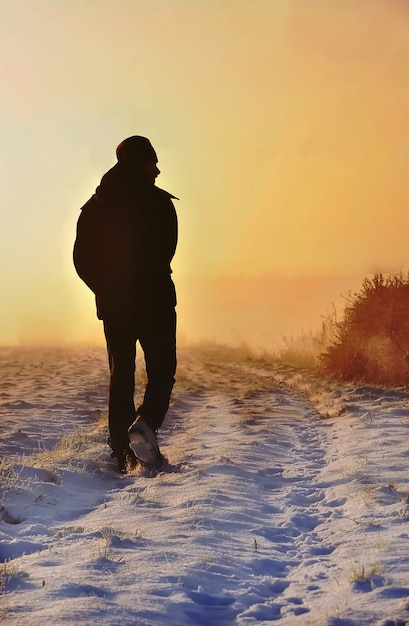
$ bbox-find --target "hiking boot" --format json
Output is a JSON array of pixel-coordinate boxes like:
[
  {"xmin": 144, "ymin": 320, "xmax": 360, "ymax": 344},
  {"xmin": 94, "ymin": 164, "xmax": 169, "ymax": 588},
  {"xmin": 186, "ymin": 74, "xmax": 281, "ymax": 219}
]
[{"xmin": 128, "ymin": 418, "xmax": 163, "ymax": 469}]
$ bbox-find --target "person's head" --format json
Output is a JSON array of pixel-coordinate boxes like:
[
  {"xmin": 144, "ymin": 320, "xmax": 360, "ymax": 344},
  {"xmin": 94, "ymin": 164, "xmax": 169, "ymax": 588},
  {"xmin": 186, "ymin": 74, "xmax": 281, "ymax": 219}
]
[{"xmin": 116, "ymin": 136, "xmax": 160, "ymax": 183}]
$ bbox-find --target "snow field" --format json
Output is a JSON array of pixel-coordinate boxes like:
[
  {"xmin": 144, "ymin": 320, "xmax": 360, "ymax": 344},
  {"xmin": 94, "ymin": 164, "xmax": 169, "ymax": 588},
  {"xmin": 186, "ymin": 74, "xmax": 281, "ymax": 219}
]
[{"xmin": 1, "ymin": 346, "xmax": 409, "ymax": 625}]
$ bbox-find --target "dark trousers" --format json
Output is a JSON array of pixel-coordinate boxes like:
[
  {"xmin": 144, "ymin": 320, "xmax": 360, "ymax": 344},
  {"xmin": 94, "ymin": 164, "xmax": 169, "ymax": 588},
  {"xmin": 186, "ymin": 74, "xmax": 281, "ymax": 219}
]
[{"xmin": 103, "ymin": 309, "xmax": 176, "ymax": 453}]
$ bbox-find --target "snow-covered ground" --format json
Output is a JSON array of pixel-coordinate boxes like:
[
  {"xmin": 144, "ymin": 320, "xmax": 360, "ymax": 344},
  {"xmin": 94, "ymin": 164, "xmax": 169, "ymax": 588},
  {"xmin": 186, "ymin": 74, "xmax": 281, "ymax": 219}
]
[{"xmin": 1, "ymin": 345, "xmax": 409, "ymax": 625}]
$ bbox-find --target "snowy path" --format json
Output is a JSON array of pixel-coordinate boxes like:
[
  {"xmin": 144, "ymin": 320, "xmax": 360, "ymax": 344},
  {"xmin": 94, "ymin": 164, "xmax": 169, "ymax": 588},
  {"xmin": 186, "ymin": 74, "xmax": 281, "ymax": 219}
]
[
  {"xmin": 160, "ymin": 387, "xmax": 333, "ymax": 625},
  {"xmin": 1, "ymin": 346, "xmax": 409, "ymax": 625}
]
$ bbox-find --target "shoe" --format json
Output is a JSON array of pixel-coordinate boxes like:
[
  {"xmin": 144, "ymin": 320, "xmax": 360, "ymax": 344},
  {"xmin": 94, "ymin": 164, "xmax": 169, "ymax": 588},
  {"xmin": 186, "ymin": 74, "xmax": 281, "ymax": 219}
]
[
  {"xmin": 108, "ymin": 438, "xmax": 139, "ymax": 474},
  {"xmin": 128, "ymin": 418, "xmax": 163, "ymax": 469},
  {"xmin": 116, "ymin": 448, "xmax": 139, "ymax": 474}
]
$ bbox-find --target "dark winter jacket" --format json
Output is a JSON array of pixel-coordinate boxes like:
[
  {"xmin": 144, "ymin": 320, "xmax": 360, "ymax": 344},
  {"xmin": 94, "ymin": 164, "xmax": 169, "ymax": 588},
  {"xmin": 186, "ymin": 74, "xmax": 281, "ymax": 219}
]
[{"xmin": 73, "ymin": 162, "xmax": 178, "ymax": 321}]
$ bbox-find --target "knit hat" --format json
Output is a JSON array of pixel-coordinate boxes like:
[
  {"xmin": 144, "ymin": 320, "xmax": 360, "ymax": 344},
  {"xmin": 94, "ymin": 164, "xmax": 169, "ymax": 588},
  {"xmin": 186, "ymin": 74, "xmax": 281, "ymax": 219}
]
[{"xmin": 116, "ymin": 136, "xmax": 157, "ymax": 163}]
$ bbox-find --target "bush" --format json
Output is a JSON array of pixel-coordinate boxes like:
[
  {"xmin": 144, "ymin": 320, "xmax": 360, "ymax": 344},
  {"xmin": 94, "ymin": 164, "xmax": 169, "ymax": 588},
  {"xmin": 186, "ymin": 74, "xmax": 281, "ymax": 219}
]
[{"xmin": 320, "ymin": 273, "xmax": 409, "ymax": 386}]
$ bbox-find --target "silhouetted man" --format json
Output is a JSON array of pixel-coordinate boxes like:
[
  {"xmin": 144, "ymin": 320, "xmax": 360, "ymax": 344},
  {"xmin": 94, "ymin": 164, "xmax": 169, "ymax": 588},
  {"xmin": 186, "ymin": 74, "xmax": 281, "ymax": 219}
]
[{"xmin": 73, "ymin": 136, "xmax": 178, "ymax": 473}]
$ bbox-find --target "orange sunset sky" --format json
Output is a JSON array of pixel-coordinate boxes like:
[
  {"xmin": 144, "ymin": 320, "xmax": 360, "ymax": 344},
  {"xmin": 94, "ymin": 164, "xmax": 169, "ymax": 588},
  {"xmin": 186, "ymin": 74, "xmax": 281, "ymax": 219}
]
[{"xmin": 1, "ymin": 0, "xmax": 409, "ymax": 349}]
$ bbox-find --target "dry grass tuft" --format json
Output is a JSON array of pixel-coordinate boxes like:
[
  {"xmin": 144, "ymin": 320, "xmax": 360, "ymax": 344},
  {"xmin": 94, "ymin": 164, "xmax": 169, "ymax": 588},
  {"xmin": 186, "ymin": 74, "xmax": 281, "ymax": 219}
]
[
  {"xmin": 321, "ymin": 273, "xmax": 409, "ymax": 387},
  {"xmin": 320, "ymin": 273, "xmax": 409, "ymax": 386},
  {"xmin": 276, "ymin": 324, "xmax": 333, "ymax": 368}
]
